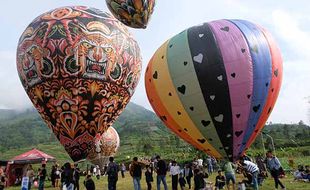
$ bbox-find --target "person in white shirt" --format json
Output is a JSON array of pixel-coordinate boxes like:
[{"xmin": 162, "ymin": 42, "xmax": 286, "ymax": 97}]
[
  {"xmin": 170, "ymin": 161, "xmax": 180, "ymax": 190},
  {"xmin": 239, "ymin": 158, "xmax": 259, "ymax": 190}
]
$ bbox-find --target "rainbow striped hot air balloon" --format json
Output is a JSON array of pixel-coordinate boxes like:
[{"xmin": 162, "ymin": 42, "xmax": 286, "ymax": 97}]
[{"xmin": 145, "ymin": 19, "xmax": 282, "ymax": 161}]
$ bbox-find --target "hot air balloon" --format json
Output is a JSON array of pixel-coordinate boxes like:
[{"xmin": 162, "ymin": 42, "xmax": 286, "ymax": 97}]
[
  {"xmin": 16, "ymin": 6, "xmax": 141, "ymax": 161},
  {"xmin": 145, "ymin": 19, "xmax": 282, "ymax": 161},
  {"xmin": 106, "ymin": 0, "xmax": 155, "ymax": 28},
  {"xmin": 87, "ymin": 127, "xmax": 120, "ymax": 168}
]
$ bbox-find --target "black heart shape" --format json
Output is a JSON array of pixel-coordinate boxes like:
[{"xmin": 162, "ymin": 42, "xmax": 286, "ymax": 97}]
[
  {"xmin": 184, "ymin": 61, "xmax": 188, "ymax": 66},
  {"xmin": 247, "ymin": 94, "xmax": 251, "ymax": 99},
  {"xmin": 201, "ymin": 120, "xmax": 211, "ymax": 127},
  {"xmin": 235, "ymin": 130, "xmax": 243, "ymax": 137},
  {"xmin": 241, "ymin": 48, "xmax": 246, "ymax": 53},
  {"xmin": 153, "ymin": 71, "xmax": 158, "ymax": 79},
  {"xmin": 190, "ymin": 106, "xmax": 194, "ymax": 111},
  {"xmin": 161, "ymin": 116, "xmax": 167, "ymax": 121},
  {"xmin": 208, "ymin": 138, "xmax": 213, "ymax": 141},
  {"xmin": 184, "ymin": 128, "xmax": 188, "ymax": 131},
  {"xmin": 274, "ymin": 69, "xmax": 279, "ymax": 77},
  {"xmin": 231, "ymin": 73, "xmax": 236, "ymax": 78},
  {"xmin": 220, "ymin": 26, "xmax": 229, "ymax": 32},
  {"xmin": 197, "ymin": 139, "xmax": 206, "ymax": 144},
  {"xmin": 177, "ymin": 111, "xmax": 181, "ymax": 115},
  {"xmin": 253, "ymin": 104, "xmax": 261, "ymax": 112},
  {"xmin": 267, "ymin": 107, "xmax": 272, "ymax": 114},
  {"xmin": 161, "ymin": 55, "xmax": 164, "ymax": 59},
  {"xmin": 168, "ymin": 92, "xmax": 172, "ymax": 96},
  {"xmin": 177, "ymin": 85, "xmax": 186, "ymax": 94},
  {"xmin": 236, "ymin": 114, "xmax": 241, "ymax": 118}
]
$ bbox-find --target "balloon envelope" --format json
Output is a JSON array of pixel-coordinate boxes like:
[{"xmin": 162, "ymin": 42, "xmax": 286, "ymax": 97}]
[
  {"xmin": 106, "ymin": 0, "xmax": 155, "ymax": 28},
  {"xmin": 145, "ymin": 19, "xmax": 282, "ymax": 161},
  {"xmin": 16, "ymin": 6, "xmax": 141, "ymax": 161},
  {"xmin": 87, "ymin": 127, "xmax": 120, "ymax": 168}
]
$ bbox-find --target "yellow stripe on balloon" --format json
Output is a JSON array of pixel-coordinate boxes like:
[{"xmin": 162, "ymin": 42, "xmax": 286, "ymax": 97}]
[
  {"xmin": 151, "ymin": 40, "xmax": 222, "ymax": 159},
  {"xmin": 145, "ymin": 56, "xmax": 205, "ymax": 151}
]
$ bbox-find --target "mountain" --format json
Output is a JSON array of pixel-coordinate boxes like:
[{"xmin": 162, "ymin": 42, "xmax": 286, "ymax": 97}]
[
  {"xmin": 0, "ymin": 103, "xmax": 185, "ymax": 161},
  {"xmin": 0, "ymin": 104, "xmax": 309, "ymax": 162}
]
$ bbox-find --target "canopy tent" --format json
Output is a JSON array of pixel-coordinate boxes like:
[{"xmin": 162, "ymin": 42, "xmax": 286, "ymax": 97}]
[{"xmin": 5, "ymin": 148, "xmax": 56, "ymax": 187}]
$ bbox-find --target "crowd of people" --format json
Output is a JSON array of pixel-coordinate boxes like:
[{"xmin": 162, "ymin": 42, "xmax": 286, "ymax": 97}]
[{"xmin": 1, "ymin": 150, "xmax": 309, "ymax": 190}]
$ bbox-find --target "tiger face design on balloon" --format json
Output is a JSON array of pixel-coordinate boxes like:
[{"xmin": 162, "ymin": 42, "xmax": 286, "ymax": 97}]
[
  {"xmin": 78, "ymin": 35, "xmax": 117, "ymax": 80},
  {"xmin": 17, "ymin": 41, "xmax": 54, "ymax": 88}
]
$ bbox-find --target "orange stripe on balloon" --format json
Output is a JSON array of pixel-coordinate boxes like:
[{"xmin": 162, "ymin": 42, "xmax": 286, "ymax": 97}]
[
  {"xmin": 244, "ymin": 27, "xmax": 283, "ymax": 150},
  {"xmin": 145, "ymin": 55, "xmax": 205, "ymax": 152}
]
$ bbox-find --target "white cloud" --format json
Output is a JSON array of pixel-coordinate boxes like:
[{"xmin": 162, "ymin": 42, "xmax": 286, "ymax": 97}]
[{"xmin": 0, "ymin": 50, "xmax": 32, "ymax": 109}]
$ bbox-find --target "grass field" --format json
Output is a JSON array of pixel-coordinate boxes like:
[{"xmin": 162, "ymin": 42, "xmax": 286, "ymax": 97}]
[{"xmin": 6, "ymin": 170, "xmax": 310, "ymax": 190}]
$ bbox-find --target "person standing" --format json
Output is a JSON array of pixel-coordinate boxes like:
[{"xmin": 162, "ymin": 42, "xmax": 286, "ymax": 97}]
[
  {"xmin": 26, "ymin": 165, "xmax": 35, "ymax": 190},
  {"xmin": 266, "ymin": 151, "xmax": 286, "ymax": 190},
  {"xmin": 121, "ymin": 163, "xmax": 126, "ymax": 178},
  {"xmin": 184, "ymin": 164, "xmax": 193, "ymax": 189},
  {"xmin": 206, "ymin": 156, "xmax": 213, "ymax": 175},
  {"xmin": 38, "ymin": 164, "xmax": 46, "ymax": 190},
  {"xmin": 84, "ymin": 175, "xmax": 95, "ymax": 190},
  {"xmin": 222, "ymin": 161, "xmax": 236, "ymax": 190},
  {"xmin": 239, "ymin": 159, "xmax": 259, "ymax": 190},
  {"xmin": 178, "ymin": 173, "xmax": 186, "ymax": 190},
  {"xmin": 54, "ymin": 165, "xmax": 61, "ymax": 190},
  {"xmin": 155, "ymin": 156, "xmax": 168, "ymax": 190},
  {"xmin": 145, "ymin": 165, "xmax": 153, "ymax": 190},
  {"xmin": 62, "ymin": 163, "xmax": 74, "ymax": 190},
  {"xmin": 73, "ymin": 164, "xmax": 81, "ymax": 190},
  {"xmin": 170, "ymin": 161, "xmax": 180, "ymax": 190},
  {"xmin": 51, "ymin": 165, "xmax": 56, "ymax": 188},
  {"xmin": 106, "ymin": 157, "xmax": 119, "ymax": 190},
  {"xmin": 129, "ymin": 157, "xmax": 142, "ymax": 190}
]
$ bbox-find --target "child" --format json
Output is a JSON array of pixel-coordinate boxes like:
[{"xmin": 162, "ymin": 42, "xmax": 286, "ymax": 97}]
[
  {"xmin": 215, "ymin": 170, "xmax": 225, "ymax": 190},
  {"xmin": 84, "ymin": 175, "xmax": 95, "ymax": 190},
  {"xmin": 179, "ymin": 172, "xmax": 186, "ymax": 190},
  {"xmin": 145, "ymin": 165, "xmax": 153, "ymax": 190}
]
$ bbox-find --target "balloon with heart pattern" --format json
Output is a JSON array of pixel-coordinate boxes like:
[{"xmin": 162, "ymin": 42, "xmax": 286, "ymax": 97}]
[
  {"xmin": 106, "ymin": 0, "xmax": 156, "ymax": 29},
  {"xmin": 16, "ymin": 6, "xmax": 142, "ymax": 161},
  {"xmin": 145, "ymin": 19, "xmax": 282, "ymax": 161},
  {"xmin": 87, "ymin": 127, "xmax": 120, "ymax": 168}
]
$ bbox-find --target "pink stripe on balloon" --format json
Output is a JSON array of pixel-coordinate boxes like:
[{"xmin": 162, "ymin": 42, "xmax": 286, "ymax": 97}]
[{"xmin": 208, "ymin": 20, "xmax": 253, "ymax": 159}]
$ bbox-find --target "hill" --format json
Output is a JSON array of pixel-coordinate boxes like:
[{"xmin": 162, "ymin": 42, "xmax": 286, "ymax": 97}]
[{"xmin": 0, "ymin": 104, "xmax": 309, "ymax": 163}]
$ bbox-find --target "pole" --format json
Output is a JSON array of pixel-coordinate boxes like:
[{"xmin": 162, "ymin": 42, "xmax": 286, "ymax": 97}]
[{"xmin": 261, "ymin": 132, "xmax": 266, "ymax": 153}]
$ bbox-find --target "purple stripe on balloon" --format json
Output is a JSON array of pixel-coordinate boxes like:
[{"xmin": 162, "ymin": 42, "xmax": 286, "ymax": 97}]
[{"xmin": 208, "ymin": 20, "xmax": 253, "ymax": 159}]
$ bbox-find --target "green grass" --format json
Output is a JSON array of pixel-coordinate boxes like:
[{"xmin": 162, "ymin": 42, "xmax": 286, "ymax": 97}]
[{"xmin": 6, "ymin": 171, "xmax": 310, "ymax": 190}]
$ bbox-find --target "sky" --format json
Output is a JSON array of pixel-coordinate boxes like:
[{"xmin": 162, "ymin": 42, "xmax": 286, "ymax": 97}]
[{"xmin": 0, "ymin": 0, "xmax": 309, "ymax": 125}]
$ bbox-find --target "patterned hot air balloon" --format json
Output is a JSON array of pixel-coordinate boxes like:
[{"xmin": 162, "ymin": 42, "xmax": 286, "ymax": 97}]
[
  {"xmin": 145, "ymin": 19, "xmax": 282, "ymax": 161},
  {"xmin": 87, "ymin": 127, "xmax": 120, "ymax": 168},
  {"xmin": 106, "ymin": 0, "xmax": 155, "ymax": 29},
  {"xmin": 16, "ymin": 6, "xmax": 141, "ymax": 161}
]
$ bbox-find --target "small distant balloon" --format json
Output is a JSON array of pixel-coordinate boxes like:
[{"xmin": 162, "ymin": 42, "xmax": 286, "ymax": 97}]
[
  {"xmin": 87, "ymin": 127, "xmax": 120, "ymax": 168},
  {"xmin": 145, "ymin": 19, "xmax": 282, "ymax": 161},
  {"xmin": 106, "ymin": 0, "xmax": 155, "ymax": 28},
  {"xmin": 16, "ymin": 6, "xmax": 141, "ymax": 161}
]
